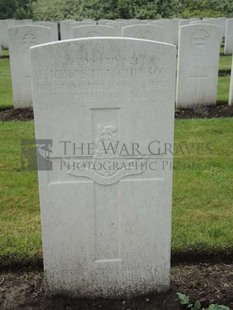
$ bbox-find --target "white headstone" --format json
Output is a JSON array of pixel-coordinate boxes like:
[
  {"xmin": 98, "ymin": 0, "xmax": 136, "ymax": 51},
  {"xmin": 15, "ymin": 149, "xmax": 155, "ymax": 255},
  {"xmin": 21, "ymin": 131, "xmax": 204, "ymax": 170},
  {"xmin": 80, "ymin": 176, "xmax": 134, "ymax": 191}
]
[
  {"xmin": 97, "ymin": 19, "xmax": 112, "ymax": 25},
  {"xmin": 0, "ymin": 20, "xmax": 33, "ymax": 48},
  {"xmin": 82, "ymin": 19, "xmax": 95, "ymax": 23},
  {"xmin": 9, "ymin": 25, "xmax": 52, "ymax": 108},
  {"xmin": 176, "ymin": 24, "xmax": 221, "ymax": 108},
  {"xmin": 179, "ymin": 19, "xmax": 190, "ymax": 27},
  {"xmin": 203, "ymin": 17, "xmax": 226, "ymax": 37},
  {"xmin": 127, "ymin": 19, "xmax": 146, "ymax": 25},
  {"xmin": 0, "ymin": 20, "xmax": 10, "ymax": 48},
  {"xmin": 30, "ymin": 37, "xmax": 176, "ymax": 298},
  {"xmin": 224, "ymin": 19, "xmax": 233, "ymax": 55},
  {"xmin": 67, "ymin": 21, "xmax": 96, "ymax": 39},
  {"xmin": 149, "ymin": 19, "xmax": 179, "ymax": 45},
  {"xmin": 106, "ymin": 21, "xmax": 130, "ymax": 29},
  {"xmin": 72, "ymin": 25, "xmax": 118, "ymax": 38},
  {"xmin": 60, "ymin": 20, "xmax": 75, "ymax": 40},
  {"xmin": 122, "ymin": 24, "xmax": 165, "ymax": 42},
  {"xmin": 9, "ymin": 19, "xmax": 33, "ymax": 27},
  {"xmin": 34, "ymin": 21, "xmax": 58, "ymax": 41},
  {"xmin": 179, "ymin": 18, "xmax": 200, "ymax": 27},
  {"xmin": 191, "ymin": 18, "xmax": 226, "ymax": 38}
]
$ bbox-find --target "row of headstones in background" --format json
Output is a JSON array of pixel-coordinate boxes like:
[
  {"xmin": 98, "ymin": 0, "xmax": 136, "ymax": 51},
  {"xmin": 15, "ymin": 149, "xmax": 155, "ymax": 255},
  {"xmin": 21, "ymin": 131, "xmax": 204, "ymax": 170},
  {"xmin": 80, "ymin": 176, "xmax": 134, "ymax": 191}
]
[
  {"xmin": 0, "ymin": 19, "xmax": 58, "ymax": 48},
  {"xmin": 5, "ymin": 18, "xmax": 191, "ymax": 109},
  {"xmin": 8, "ymin": 22, "xmax": 225, "ymax": 109},
  {"xmin": 1, "ymin": 18, "xmax": 164, "ymax": 47},
  {"xmin": 1, "ymin": 17, "xmax": 232, "ymax": 46},
  {"xmin": 1, "ymin": 17, "xmax": 230, "ymax": 49},
  {"xmin": 30, "ymin": 36, "xmax": 176, "ymax": 298},
  {"xmin": 62, "ymin": 17, "xmax": 233, "ymax": 53},
  {"xmin": 61, "ymin": 18, "xmax": 200, "ymax": 44},
  {"xmin": 5, "ymin": 20, "xmax": 187, "ymax": 108},
  {"xmin": 70, "ymin": 24, "xmax": 166, "ymax": 42}
]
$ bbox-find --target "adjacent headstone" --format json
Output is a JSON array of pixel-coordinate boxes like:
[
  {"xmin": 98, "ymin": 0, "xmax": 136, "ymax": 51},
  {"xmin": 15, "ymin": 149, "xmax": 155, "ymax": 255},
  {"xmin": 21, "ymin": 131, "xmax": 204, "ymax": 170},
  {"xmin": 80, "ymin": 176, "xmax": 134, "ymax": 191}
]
[
  {"xmin": 127, "ymin": 19, "xmax": 146, "ymax": 25},
  {"xmin": 0, "ymin": 20, "xmax": 10, "ymax": 48},
  {"xmin": 30, "ymin": 37, "xmax": 176, "ymax": 298},
  {"xmin": 97, "ymin": 19, "xmax": 112, "ymax": 25},
  {"xmin": 106, "ymin": 21, "xmax": 130, "ymax": 29},
  {"xmin": 34, "ymin": 21, "xmax": 58, "ymax": 41},
  {"xmin": 176, "ymin": 24, "xmax": 221, "ymax": 108},
  {"xmin": 179, "ymin": 18, "xmax": 199, "ymax": 27},
  {"xmin": 122, "ymin": 24, "xmax": 165, "ymax": 42},
  {"xmin": 224, "ymin": 19, "xmax": 233, "ymax": 55},
  {"xmin": 68, "ymin": 21, "xmax": 96, "ymax": 39},
  {"xmin": 60, "ymin": 20, "xmax": 75, "ymax": 40},
  {"xmin": 179, "ymin": 19, "xmax": 190, "ymax": 27},
  {"xmin": 149, "ymin": 19, "xmax": 179, "ymax": 45},
  {"xmin": 203, "ymin": 17, "xmax": 227, "ymax": 37},
  {"xmin": 72, "ymin": 25, "xmax": 118, "ymax": 38},
  {"xmin": 9, "ymin": 25, "xmax": 52, "ymax": 108},
  {"xmin": 83, "ymin": 19, "xmax": 95, "ymax": 23},
  {"xmin": 188, "ymin": 22, "xmax": 222, "ymax": 45},
  {"xmin": 191, "ymin": 18, "xmax": 226, "ymax": 38}
]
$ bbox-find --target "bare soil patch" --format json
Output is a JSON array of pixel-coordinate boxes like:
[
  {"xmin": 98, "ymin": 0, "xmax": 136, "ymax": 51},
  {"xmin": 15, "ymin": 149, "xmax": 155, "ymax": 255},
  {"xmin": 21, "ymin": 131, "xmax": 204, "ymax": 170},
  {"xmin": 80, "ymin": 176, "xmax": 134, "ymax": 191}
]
[
  {"xmin": 0, "ymin": 264, "xmax": 232, "ymax": 310},
  {"xmin": 0, "ymin": 108, "xmax": 33, "ymax": 121},
  {"xmin": 1, "ymin": 104, "xmax": 233, "ymax": 122}
]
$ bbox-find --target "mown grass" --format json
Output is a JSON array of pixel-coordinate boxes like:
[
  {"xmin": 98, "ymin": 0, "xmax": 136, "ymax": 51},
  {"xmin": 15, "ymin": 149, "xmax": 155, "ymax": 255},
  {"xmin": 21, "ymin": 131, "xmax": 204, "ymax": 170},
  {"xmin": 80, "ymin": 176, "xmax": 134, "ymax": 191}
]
[
  {"xmin": 0, "ymin": 122, "xmax": 41, "ymax": 266},
  {"xmin": 219, "ymin": 54, "xmax": 232, "ymax": 71},
  {"xmin": 1, "ymin": 49, "xmax": 9, "ymax": 57},
  {"xmin": 0, "ymin": 119, "xmax": 232, "ymax": 267},
  {"xmin": 0, "ymin": 58, "xmax": 13, "ymax": 108},
  {"xmin": 217, "ymin": 76, "xmax": 230, "ymax": 102},
  {"xmin": 173, "ymin": 118, "xmax": 233, "ymax": 254}
]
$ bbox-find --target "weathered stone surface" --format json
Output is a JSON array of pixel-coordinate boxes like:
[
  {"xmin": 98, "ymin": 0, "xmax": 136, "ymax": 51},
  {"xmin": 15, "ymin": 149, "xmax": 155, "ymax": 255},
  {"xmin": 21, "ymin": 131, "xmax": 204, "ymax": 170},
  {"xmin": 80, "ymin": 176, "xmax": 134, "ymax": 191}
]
[
  {"xmin": 122, "ymin": 24, "xmax": 165, "ymax": 42},
  {"xmin": 149, "ymin": 19, "xmax": 179, "ymax": 45},
  {"xmin": 60, "ymin": 20, "xmax": 75, "ymax": 40},
  {"xmin": 72, "ymin": 25, "xmax": 118, "ymax": 38},
  {"xmin": 34, "ymin": 21, "xmax": 58, "ymax": 41}
]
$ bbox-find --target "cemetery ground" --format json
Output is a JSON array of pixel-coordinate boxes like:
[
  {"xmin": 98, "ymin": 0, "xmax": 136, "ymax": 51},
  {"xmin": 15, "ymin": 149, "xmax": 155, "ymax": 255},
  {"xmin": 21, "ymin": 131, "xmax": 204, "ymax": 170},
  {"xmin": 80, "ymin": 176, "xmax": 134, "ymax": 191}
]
[{"xmin": 0, "ymin": 54, "xmax": 233, "ymax": 308}]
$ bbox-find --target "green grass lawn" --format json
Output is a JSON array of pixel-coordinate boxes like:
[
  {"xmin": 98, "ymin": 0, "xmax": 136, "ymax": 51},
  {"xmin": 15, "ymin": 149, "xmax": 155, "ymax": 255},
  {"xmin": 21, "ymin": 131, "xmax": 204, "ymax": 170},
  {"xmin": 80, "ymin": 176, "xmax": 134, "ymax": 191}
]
[
  {"xmin": 1, "ymin": 49, "xmax": 9, "ymax": 57},
  {"xmin": 219, "ymin": 54, "xmax": 232, "ymax": 71},
  {"xmin": 0, "ymin": 119, "xmax": 232, "ymax": 267},
  {"xmin": 217, "ymin": 76, "xmax": 230, "ymax": 102},
  {"xmin": 0, "ymin": 58, "xmax": 13, "ymax": 108}
]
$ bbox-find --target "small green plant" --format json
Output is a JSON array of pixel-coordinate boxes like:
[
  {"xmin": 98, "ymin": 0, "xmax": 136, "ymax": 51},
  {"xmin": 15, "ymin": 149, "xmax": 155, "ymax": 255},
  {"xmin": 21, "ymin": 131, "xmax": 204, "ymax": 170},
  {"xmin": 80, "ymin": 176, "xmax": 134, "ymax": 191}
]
[
  {"xmin": 177, "ymin": 293, "xmax": 230, "ymax": 310},
  {"xmin": 177, "ymin": 293, "xmax": 202, "ymax": 310}
]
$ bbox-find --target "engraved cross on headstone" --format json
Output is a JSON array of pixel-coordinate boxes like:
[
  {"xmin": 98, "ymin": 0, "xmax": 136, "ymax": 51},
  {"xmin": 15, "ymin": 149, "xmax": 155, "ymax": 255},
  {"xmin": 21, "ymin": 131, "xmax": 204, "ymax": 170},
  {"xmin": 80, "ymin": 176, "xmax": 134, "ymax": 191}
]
[
  {"xmin": 66, "ymin": 107, "xmax": 148, "ymax": 263},
  {"xmin": 189, "ymin": 66, "xmax": 208, "ymax": 102}
]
